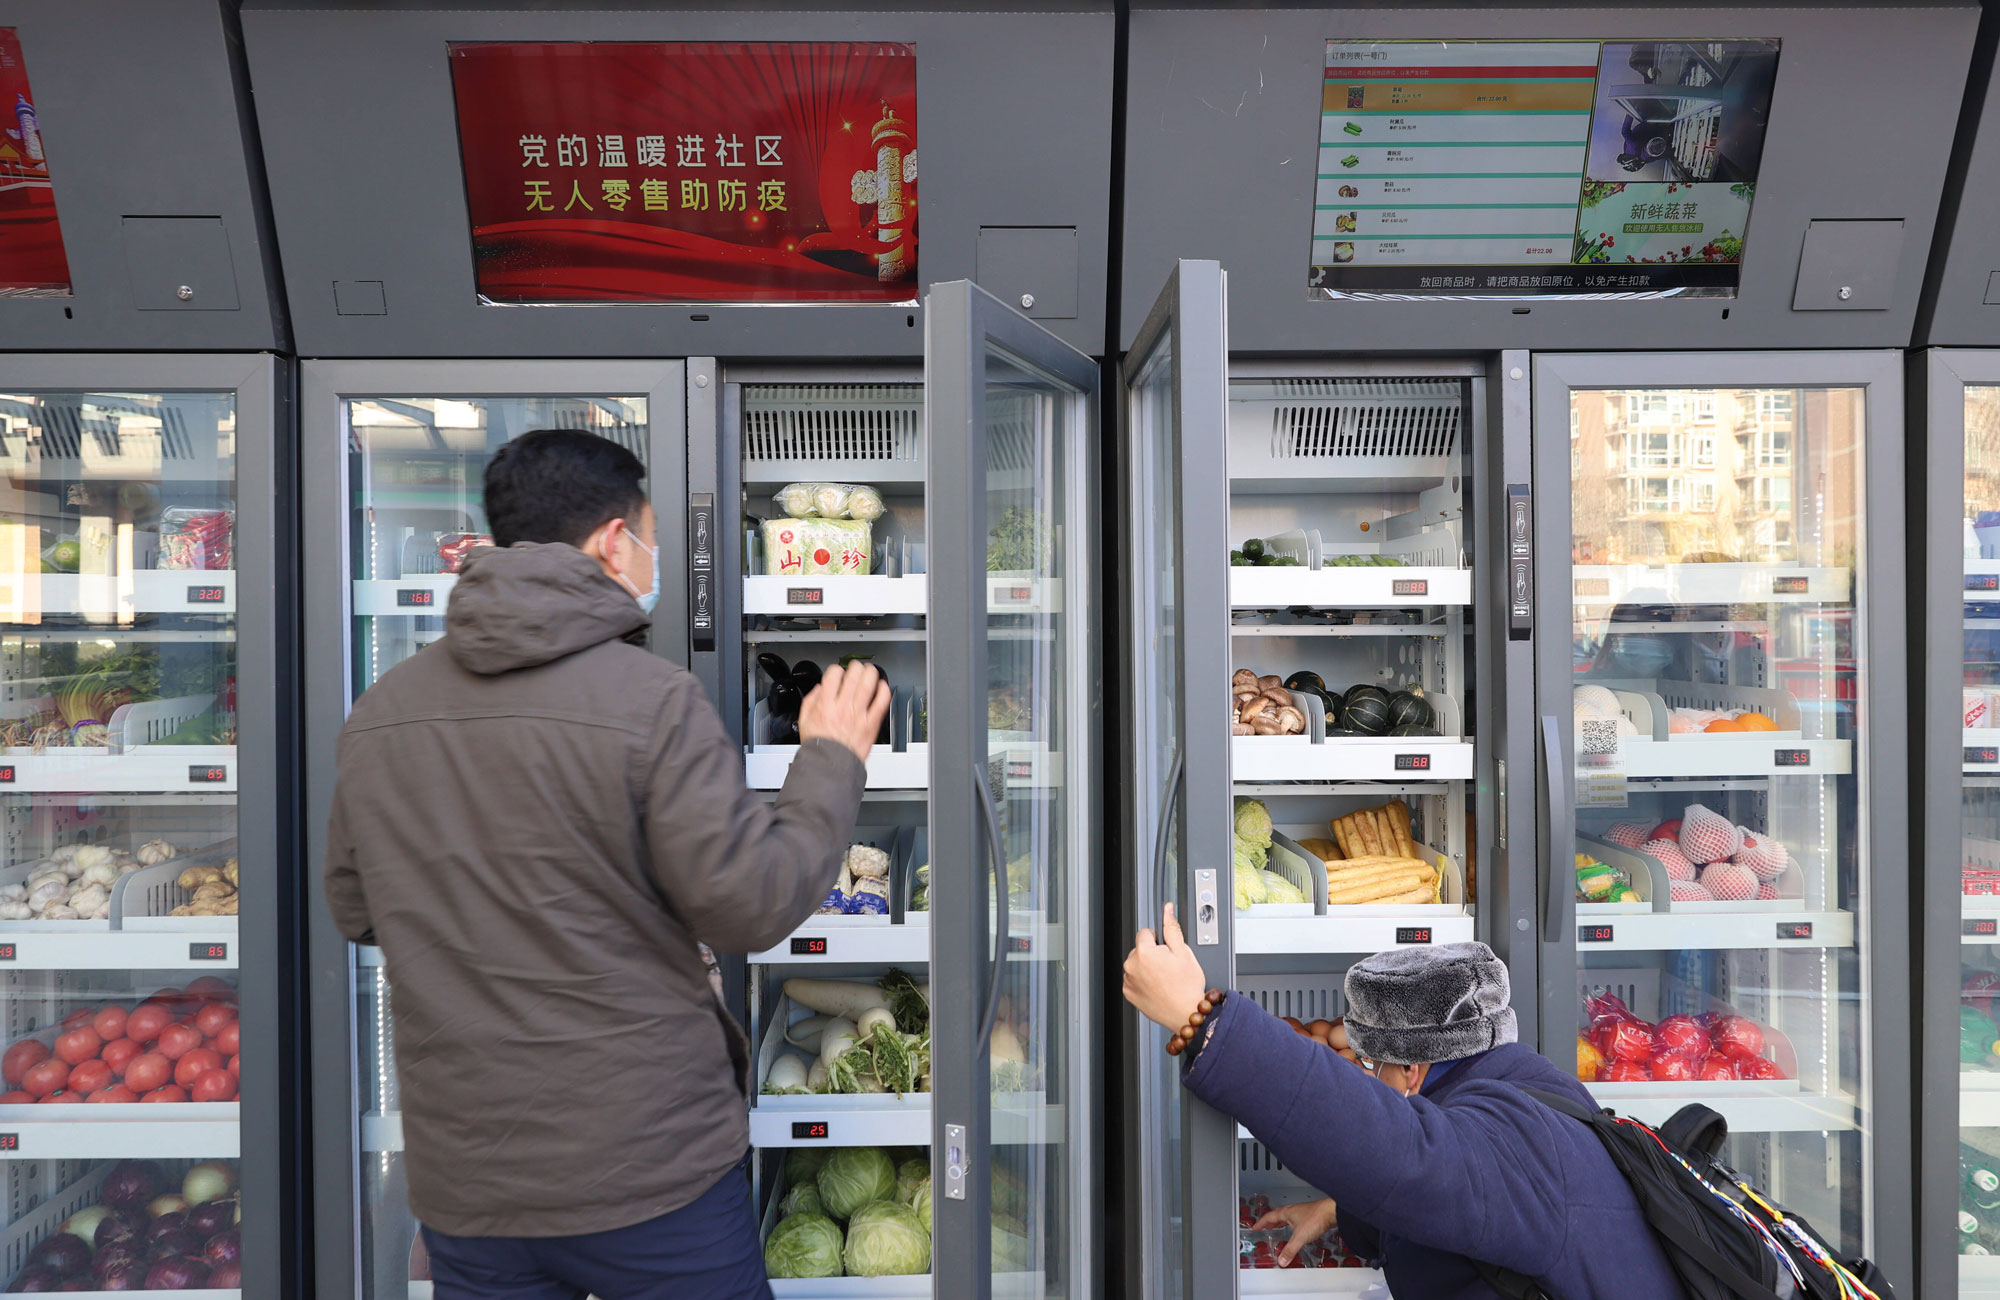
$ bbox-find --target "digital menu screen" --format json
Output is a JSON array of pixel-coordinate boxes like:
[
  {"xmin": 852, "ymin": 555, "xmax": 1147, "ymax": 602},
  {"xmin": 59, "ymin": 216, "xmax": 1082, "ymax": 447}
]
[{"xmin": 1311, "ymin": 39, "xmax": 1778, "ymax": 300}]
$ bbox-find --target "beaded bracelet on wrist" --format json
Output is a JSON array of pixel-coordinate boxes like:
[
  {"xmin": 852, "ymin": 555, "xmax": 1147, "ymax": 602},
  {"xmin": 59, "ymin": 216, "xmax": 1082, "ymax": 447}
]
[{"xmin": 1166, "ymin": 988, "xmax": 1226, "ymax": 1057}]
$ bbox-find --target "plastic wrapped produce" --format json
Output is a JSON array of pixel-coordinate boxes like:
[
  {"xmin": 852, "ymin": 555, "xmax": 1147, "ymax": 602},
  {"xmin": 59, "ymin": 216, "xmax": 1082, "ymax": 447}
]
[
  {"xmin": 776, "ymin": 483, "xmax": 818, "ymax": 518},
  {"xmin": 1640, "ymin": 838, "xmax": 1697, "ymax": 882},
  {"xmin": 772, "ymin": 482, "xmax": 885, "ymax": 521},
  {"xmin": 1678, "ymin": 803, "xmax": 1742, "ymax": 864},
  {"xmin": 158, "ymin": 508, "xmax": 234, "ymax": 572},
  {"xmin": 763, "ymin": 518, "xmax": 872, "ymax": 576},
  {"xmin": 846, "ymin": 485, "xmax": 885, "ymax": 522}
]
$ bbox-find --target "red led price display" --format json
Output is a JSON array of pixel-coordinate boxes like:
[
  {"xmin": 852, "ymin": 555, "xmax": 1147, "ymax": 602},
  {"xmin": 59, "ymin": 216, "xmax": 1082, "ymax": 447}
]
[
  {"xmin": 185, "ymin": 586, "xmax": 227, "ymax": 604},
  {"xmin": 0, "ymin": 765, "xmax": 13, "ymax": 785},
  {"xmin": 1772, "ymin": 749, "xmax": 1811, "ymax": 768},
  {"xmin": 787, "ymin": 587, "xmax": 824, "ymax": 606},
  {"xmin": 1971, "ymin": 574, "xmax": 2000, "ymax": 592},
  {"xmin": 1578, "ymin": 924, "xmax": 1615, "ymax": 943},
  {"xmin": 1395, "ymin": 926, "xmax": 1432, "ymax": 944},
  {"xmin": 1967, "ymin": 918, "xmax": 2000, "ymax": 937},
  {"xmin": 790, "ymin": 936, "xmax": 828, "ymax": 956},
  {"xmin": 1394, "ymin": 753, "xmax": 1430, "ymax": 771},
  {"xmin": 1007, "ymin": 762, "xmax": 1033, "ymax": 780},
  {"xmin": 0, "ymin": 1134, "xmax": 18, "ymax": 1150},
  {"xmin": 1391, "ymin": 579, "xmax": 1429, "ymax": 597},
  {"xmin": 791, "ymin": 1121, "xmax": 829, "ymax": 1140},
  {"xmin": 0, "ymin": 944, "xmax": 16, "ymax": 962},
  {"xmin": 396, "ymin": 588, "xmax": 436, "ymax": 608},
  {"xmin": 1005, "ymin": 586, "xmax": 1033, "ymax": 604},
  {"xmin": 189, "ymin": 942, "xmax": 229, "ymax": 961},
  {"xmin": 1771, "ymin": 575, "xmax": 1809, "ymax": 595},
  {"xmin": 1009, "ymin": 936, "xmax": 1032, "ymax": 953},
  {"xmin": 188, "ymin": 765, "xmax": 228, "ymax": 784},
  {"xmin": 1971, "ymin": 747, "xmax": 1999, "ymax": 766},
  {"xmin": 1775, "ymin": 922, "xmax": 1812, "ymax": 941}
]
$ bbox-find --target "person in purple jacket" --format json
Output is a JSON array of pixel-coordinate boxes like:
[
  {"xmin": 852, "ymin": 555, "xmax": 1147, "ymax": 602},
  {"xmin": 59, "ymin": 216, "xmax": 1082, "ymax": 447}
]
[{"xmin": 1123, "ymin": 911, "xmax": 1686, "ymax": 1300}]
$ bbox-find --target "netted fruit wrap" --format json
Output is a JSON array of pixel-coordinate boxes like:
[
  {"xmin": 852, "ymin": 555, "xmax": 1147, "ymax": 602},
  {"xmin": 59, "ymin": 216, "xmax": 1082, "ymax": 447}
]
[
  {"xmin": 1732, "ymin": 831, "xmax": 1789, "ymax": 882},
  {"xmin": 1605, "ymin": 822, "xmax": 1651, "ymax": 848},
  {"xmin": 1698, "ymin": 861, "xmax": 1756, "ymax": 902},
  {"xmin": 1640, "ymin": 838, "xmax": 1697, "ymax": 882},
  {"xmin": 1678, "ymin": 803, "xmax": 1742, "ymax": 864},
  {"xmin": 1669, "ymin": 878, "xmax": 1712, "ymax": 902}
]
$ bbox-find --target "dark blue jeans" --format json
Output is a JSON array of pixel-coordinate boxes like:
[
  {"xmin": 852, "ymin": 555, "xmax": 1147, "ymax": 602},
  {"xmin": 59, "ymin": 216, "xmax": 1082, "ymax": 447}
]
[{"xmin": 421, "ymin": 1158, "xmax": 772, "ymax": 1300}]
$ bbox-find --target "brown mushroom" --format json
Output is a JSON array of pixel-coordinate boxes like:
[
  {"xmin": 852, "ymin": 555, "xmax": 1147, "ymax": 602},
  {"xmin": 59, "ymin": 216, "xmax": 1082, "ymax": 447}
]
[
  {"xmin": 1262, "ymin": 687, "xmax": 1294, "ymax": 708},
  {"xmin": 1231, "ymin": 722, "xmax": 1253, "ymax": 736},
  {"xmin": 1238, "ymin": 695, "xmax": 1272, "ymax": 723},
  {"xmin": 1232, "ymin": 668, "xmax": 1259, "ymax": 692},
  {"xmin": 1276, "ymin": 706, "xmax": 1306, "ymax": 734},
  {"xmin": 1251, "ymin": 715, "xmax": 1284, "ymax": 735},
  {"xmin": 1258, "ymin": 675, "xmax": 1283, "ymax": 692},
  {"xmin": 1235, "ymin": 690, "xmax": 1260, "ymax": 711}
]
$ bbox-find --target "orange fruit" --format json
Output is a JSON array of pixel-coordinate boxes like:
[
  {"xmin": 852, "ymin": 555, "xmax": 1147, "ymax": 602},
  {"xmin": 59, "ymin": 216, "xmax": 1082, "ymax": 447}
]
[
  {"xmin": 1704, "ymin": 718, "xmax": 1744, "ymax": 733},
  {"xmin": 1734, "ymin": 712, "xmax": 1778, "ymax": 731},
  {"xmin": 1577, "ymin": 1035, "xmax": 1605, "ymax": 1081}
]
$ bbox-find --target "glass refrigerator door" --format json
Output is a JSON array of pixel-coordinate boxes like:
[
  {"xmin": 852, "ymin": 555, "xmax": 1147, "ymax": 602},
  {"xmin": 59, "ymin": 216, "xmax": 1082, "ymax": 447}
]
[
  {"xmin": 926, "ymin": 280, "xmax": 1099, "ymax": 1300},
  {"xmin": 1535, "ymin": 353, "xmax": 1907, "ymax": 1270},
  {"xmin": 304, "ymin": 363, "xmax": 676, "ymax": 1300},
  {"xmin": 0, "ymin": 356, "xmax": 283, "ymax": 1298},
  {"xmin": 1117, "ymin": 262, "xmax": 1235, "ymax": 1300}
]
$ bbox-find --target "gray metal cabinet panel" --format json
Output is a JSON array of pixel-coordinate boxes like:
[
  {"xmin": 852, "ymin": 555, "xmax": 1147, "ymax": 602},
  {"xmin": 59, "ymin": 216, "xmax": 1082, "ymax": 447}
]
[
  {"xmin": 1919, "ymin": 23, "xmax": 2000, "ymax": 344},
  {"xmin": 241, "ymin": 4, "xmax": 1114, "ymax": 359},
  {"xmin": 1121, "ymin": 5, "xmax": 1976, "ymax": 354},
  {"xmin": 0, "ymin": 2, "xmax": 283, "ymax": 351}
]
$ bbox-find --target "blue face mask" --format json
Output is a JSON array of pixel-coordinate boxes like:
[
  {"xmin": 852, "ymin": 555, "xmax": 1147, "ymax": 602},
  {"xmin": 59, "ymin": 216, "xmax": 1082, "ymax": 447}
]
[{"xmin": 617, "ymin": 536, "xmax": 659, "ymax": 614}]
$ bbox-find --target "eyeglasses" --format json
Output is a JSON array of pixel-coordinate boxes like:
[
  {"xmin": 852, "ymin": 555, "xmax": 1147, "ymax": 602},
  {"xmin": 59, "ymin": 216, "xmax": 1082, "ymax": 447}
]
[{"xmin": 1351, "ymin": 1051, "xmax": 1380, "ymax": 1077}]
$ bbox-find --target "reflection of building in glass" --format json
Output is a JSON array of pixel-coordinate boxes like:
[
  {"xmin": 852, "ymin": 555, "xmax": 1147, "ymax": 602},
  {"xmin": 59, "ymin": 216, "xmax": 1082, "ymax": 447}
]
[
  {"xmin": 1570, "ymin": 387, "xmax": 1859, "ymax": 567},
  {"xmin": 1967, "ymin": 387, "xmax": 2000, "ymax": 518}
]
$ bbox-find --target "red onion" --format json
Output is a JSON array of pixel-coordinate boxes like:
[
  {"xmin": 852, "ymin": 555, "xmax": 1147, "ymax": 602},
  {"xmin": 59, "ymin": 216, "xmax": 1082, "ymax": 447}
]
[
  {"xmin": 95, "ymin": 1208, "xmax": 145, "ymax": 1249},
  {"xmin": 100, "ymin": 1160, "xmax": 166, "ymax": 1211},
  {"xmin": 28, "ymin": 1232, "xmax": 90, "ymax": 1276},
  {"xmin": 5, "ymin": 1266, "xmax": 60, "ymax": 1293},
  {"xmin": 186, "ymin": 1200, "xmax": 233, "ymax": 1238},
  {"xmin": 143, "ymin": 1211, "xmax": 187, "ymax": 1244},
  {"xmin": 96, "ymin": 1262, "xmax": 147, "ymax": 1291},
  {"xmin": 202, "ymin": 1230, "xmax": 240, "ymax": 1268},
  {"xmin": 146, "ymin": 1228, "xmax": 203, "ymax": 1261},
  {"xmin": 142, "ymin": 1256, "xmax": 209, "ymax": 1290},
  {"xmin": 206, "ymin": 1261, "xmax": 242, "ymax": 1288},
  {"xmin": 93, "ymin": 1240, "xmax": 145, "ymax": 1280}
]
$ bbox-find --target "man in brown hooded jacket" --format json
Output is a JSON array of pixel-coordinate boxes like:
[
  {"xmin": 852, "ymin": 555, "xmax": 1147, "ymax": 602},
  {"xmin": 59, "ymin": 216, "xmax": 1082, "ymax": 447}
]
[{"xmin": 324, "ymin": 429, "xmax": 887, "ymax": 1300}]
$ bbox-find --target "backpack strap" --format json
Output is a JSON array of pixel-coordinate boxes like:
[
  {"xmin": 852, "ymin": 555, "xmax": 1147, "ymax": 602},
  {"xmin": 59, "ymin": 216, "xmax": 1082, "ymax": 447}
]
[
  {"xmin": 1660, "ymin": 1102, "xmax": 1729, "ymax": 1159},
  {"xmin": 1471, "ymin": 1259, "xmax": 1552, "ymax": 1300}
]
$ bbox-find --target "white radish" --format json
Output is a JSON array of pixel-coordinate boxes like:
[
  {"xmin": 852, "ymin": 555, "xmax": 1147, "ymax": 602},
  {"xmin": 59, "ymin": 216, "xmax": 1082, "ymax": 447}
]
[
  {"xmin": 784, "ymin": 978, "xmax": 891, "ymax": 1019},
  {"xmin": 807, "ymin": 1059, "xmax": 828, "ymax": 1089},
  {"xmin": 766, "ymin": 1054, "xmax": 810, "ymax": 1091},
  {"xmin": 785, "ymin": 1013, "xmax": 833, "ymax": 1053},
  {"xmin": 819, "ymin": 1018, "xmax": 859, "ymax": 1070},
  {"xmin": 856, "ymin": 1007, "xmax": 897, "ymax": 1038},
  {"xmin": 991, "ymin": 1021, "xmax": 1027, "ymax": 1065}
]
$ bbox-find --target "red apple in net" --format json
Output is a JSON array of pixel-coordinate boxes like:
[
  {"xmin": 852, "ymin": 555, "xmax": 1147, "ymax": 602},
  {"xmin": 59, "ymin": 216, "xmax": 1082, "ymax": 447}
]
[
  {"xmin": 1606, "ymin": 822, "xmax": 1651, "ymax": 848},
  {"xmin": 1640, "ymin": 839, "xmax": 1697, "ymax": 882},
  {"xmin": 1714, "ymin": 1016, "xmax": 1765, "ymax": 1061},
  {"xmin": 1697, "ymin": 1054, "xmax": 1740, "ymax": 1081},
  {"xmin": 1678, "ymin": 804, "xmax": 1743, "ymax": 865},
  {"xmin": 1654, "ymin": 1014, "xmax": 1706, "ymax": 1057},
  {"xmin": 1733, "ymin": 832, "xmax": 1789, "ymax": 881},
  {"xmin": 1605, "ymin": 1018, "xmax": 1656, "ymax": 1064},
  {"xmin": 1669, "ymin": 879, "xmax": 1712, "ymax": 902},
  {"xmin": 1699, "ymin": 862, "xmax": 1757, "ymax": 903},
  {"xmin": 1648, "ymin": 819, "xmax": 1682, "ymax": 842}
]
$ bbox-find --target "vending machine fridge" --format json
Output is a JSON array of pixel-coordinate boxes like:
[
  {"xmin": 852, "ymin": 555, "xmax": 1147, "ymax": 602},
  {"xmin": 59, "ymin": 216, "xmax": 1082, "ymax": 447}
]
[
  {"xmin": 682, "ymin": 275, "xmax": 1104, "ymax": 1299},
  {"xmin": 298, "ymin": 361, "xmax": 685, "ymax": 1300},
  {"xmin": 0, "ymin": 354, "xmax": 289, "ymax": 1297},
  {"xmin": 1534, "ymin": 352, "xmax": 1909, "ymax": 1275},
  {"xmin": 1918, "ymin": 349, "xmax": 2000, "ymax": 1300}
]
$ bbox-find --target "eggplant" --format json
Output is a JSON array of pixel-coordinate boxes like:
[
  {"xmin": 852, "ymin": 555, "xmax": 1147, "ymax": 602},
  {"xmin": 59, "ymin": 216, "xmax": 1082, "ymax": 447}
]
[
  {"xmin": 766, "ymin": 679, "xmax": 802, "ymax": 719},
  {"xmin": 756, "ymin": 652, "xmax": 793, "ymax": 683},
  {"xmin": 790, "ymin": 660, "xmax": 823, "ymax": 694}
]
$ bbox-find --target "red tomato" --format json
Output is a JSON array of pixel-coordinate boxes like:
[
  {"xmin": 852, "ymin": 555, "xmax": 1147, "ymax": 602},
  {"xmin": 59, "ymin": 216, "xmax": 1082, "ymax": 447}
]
[
  {"xmin": 0, "ymin": 1091, "xmax": 32, "ymax": 1105},
  {"xmin": 101, "ymin": 1038, "xmax": 143, "ymax": 1076},
  {"xmin": 1738, "ymin": 1056, "xmax": 1787, "ymax": 1081},
  {"xmin": 1650, "ymin": 1052, "xmax": 1699, "ymax": 1082},
  {"xmin": 123, "ymin": 1053, "xmax": 171, "ymax": 1094},
  {"xmin": 194, "ymin": 1004, "xmax": 235, "ymax": 1039},
  {"xmin": 1697, "ymin": 1054, "xmax": 1740, "ymax": 1082},
  {"xmin": 148, "ymin": 986, "xmax": 191, "ymax": 1012},
  {"xmin": 185, "ymin": 977, "xmax": 234, "ymax": 1004},
  {"xmin": 173, "ymin": 1049, "xmax": 223, "ymax": 1090},
  {"xmin": 54, "ymin": 1028, "xmax": 101, "ymax": 1066},
  {"xmin": 1599, "ymin": 1059, "xmax": 1651, "ymax": 1083},
  {"xmin": 59, "ymin": 1008, "xmax": 96, "ymax": 1034},
  {"xmin": 41, "ymin": 1089, "xmax": 84, "ymax": 1104},
  {"xmin": 21, "ymin": 1058, "xmax": 67, "ymax": 1099},
  {"xmin": 87, "ymin": 1085, "xmax": 138, "ymax": 1103},
  {"xmin": 191, "ymin": 1070, "xmax": 237, "ymax": 1103},
  {"xmin": 227, "ymin": 1055, "xmax": 239, "ymax": 1078},
  {"xmin": 1714, "ymin": 1016, "xmax": 1765, "ymax": 1061},
  {"xmin": 2, "ymin": 1039, "xmax": 49, "ymax": 1086},
  {"xmin": 66, "ymin": 1060, "xmax": 112, "ymax": 1096},
  {"xmin": 214, "ymin": 1021, "xmax": 240, "ymax": 1058},
  {"xmin": 124, "ymin": 1004, "xmax": 171, "ymax": 1045},
  {"xmin": 140, "ymin": 1085, "xmax": 187, "ymax": 1104},
  {"xmin": 92, "ymin": 1006, "xmax": 128, "ymax": 1042},
  {"xmin": 155, "ymin": 1024, "xmax": 202, "ymax": 1062}
]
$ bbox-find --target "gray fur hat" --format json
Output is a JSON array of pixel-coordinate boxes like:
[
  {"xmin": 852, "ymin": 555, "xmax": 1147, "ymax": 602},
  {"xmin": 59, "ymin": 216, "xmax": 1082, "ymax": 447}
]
[{"xmin": 1342, "ymin": 941, "xmax": 1517, "ymax": 1066}]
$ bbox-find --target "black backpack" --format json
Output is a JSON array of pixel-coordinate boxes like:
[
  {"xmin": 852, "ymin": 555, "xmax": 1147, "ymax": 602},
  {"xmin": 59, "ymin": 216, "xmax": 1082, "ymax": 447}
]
[{"xmin": 1470, "ymin": 1089, "xmax": 1897, "ymax": 1300}]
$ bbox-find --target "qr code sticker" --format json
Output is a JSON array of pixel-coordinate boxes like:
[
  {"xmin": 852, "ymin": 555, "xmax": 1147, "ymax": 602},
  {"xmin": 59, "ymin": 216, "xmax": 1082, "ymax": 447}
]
[{"xmin": 1577, "ymin": 718, "xmax": 1621, "ymax": 757}]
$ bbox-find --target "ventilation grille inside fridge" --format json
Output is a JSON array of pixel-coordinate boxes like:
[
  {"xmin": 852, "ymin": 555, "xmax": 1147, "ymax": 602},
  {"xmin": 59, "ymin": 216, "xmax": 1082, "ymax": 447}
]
[
  {"xmin": 743, "ymin": 384, "xmax": 923, "ymax": 483},
  {"xmin": 1267, "ymin": 380, "xmax": 1462, "ymax": 462}
]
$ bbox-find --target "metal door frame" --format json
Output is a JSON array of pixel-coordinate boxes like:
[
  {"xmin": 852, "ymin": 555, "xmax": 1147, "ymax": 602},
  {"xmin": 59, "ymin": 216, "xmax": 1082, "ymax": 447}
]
[
  {"xmin": 1915, "ymin": 347, "xmax": 2000, "ymax": 1300},
  {"xmin": 299, "ymin": 359, "xmax": 685, "ymax": 1300},
  {"xmin": 0, "ymin": 352, "xmax": 294, "ymax": 1296},
  {"xmin": 1531, "ymin": 349, "xmax": 1911, "ymax": 1284},
  {"xmin": 927, "ymin": 278, "xmax": 1101, "ymax": 1300}
]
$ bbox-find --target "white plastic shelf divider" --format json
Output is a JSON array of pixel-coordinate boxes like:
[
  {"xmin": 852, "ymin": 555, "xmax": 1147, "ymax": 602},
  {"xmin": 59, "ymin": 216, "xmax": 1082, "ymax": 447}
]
[
  {"xmin": 0, "ymin": 570, "xmax": 239, "ymax": 617},
  {"xmin": 1237, "ymin": 1268, "xmax": 1393, "ymax": 1296},
  {"xmin": 1575, "ymin": 910, "xmax": 1854, "ymax": 952},
  {"xmin": 1232, "ymin": 737, "xmax": 1473, "ymax": 783},
  {"xmin": 0, "ymin": 747, "xmax": 236, "ymax": 793},
  {"xmin": 0, "ymin": 928, "xmax": 238, "ymax": 968},
  {"xmin": 1586, "ymin": 1085, "xmax": 1856, "ymax": 1133},
  {"xmin": 1231, "ymin": 566, "xmax": 1470, "ymax": 609},
  {"xmin": 1962, "ymin": 1073, "xmax": 2000, "ymax": 1127},
  {"xmin": 745, "ymin": 743, "xmax": 928, "ymax": 791},
  {"xmin": 352, "ymin": 575, "xmax": 456, "ymax": 616},
  {"xmin": 748, "ymin": 920, "xmax": 928, "ymax": 966},
  {"xmin": 1616, "ymin": 737, "xmax": 1851, "ymax": 778},
  {"xmin": 0, "ymin": 1107, "xmax": 239, "ymax": 1157},
  {"xmin": 1570, "ymin": 564, "xmax": 1850, "ymax": 607},
  {"xmin": 744, "ymin": 575, "xmax": 927, "ymax": 616},
  {"xmin": 1236, "ymin": 909, "xmax": 1473, "ymax": 956}
]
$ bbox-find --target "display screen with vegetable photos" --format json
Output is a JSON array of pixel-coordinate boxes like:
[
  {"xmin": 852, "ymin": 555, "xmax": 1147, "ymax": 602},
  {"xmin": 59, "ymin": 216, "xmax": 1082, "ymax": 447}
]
[{"xmin": 1310, "ymin": 38, "xmax": 1778, "ymax": 300}]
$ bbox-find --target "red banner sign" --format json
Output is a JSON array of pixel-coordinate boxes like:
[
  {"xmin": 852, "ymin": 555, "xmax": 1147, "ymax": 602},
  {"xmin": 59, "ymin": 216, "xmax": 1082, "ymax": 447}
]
[
  {"xmin": 449, "ymin": 42, "xmax": 917, "ymax": 304},
  {"xmin": 0, "ymin": 30, "xmax": 69, "ymax": 297}
]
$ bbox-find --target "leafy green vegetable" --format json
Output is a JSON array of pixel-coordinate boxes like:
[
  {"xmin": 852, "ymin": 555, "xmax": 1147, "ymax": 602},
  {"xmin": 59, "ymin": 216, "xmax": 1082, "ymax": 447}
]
[
  {"xmin": 1234, "ymin": 799, "xmax": 1273, "ymax": 848},
  {"xmin": 781, "ymin": 1183, "xmax": 826, "ymax": 1218},
  {"xmin": 881, "ymin": 967, "xmax": 929, "ymax": 1034},
  {"xmin": 765, "ymin": 1212, "xmax": 844, "ymax": 1278},
  {"xmin": 987, "ymin": 506, "xmax": 1053, "ymax": 572},
  {"xmin": 818, "ymin": 1147, "xmax": 899, "ymax": 1220},
  {"xmin": 844, "ymin": 1199, "xmax": 932, "ymax": 1276},
  {"xmin": 785, "ymin": 1148, "xmax": 830, "ymax": 1189},
  {"xmin": 910, "ymin": 1178, "xmax": 932, "ymax": 1229},
  {"xmin": 896, "ymin": 1158, "xmax": 929, "ymax": 1203}
]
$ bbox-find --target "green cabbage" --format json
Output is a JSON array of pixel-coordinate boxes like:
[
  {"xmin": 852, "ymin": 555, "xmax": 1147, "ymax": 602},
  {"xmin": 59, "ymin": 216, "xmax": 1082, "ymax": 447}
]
[
  {"xmin": 1234, "ymin": 862, "xmax": 1268, "ymax": 910},
  {"xmin": 1234, "ymin": 799, "xmax": 1273, "ymax": 848},
  {"xmin": 844, "ymin": 1199, "xmax": 933, "ymax": 1276},
  {"xmin": 764, "ymin": 1212, "xmax": 844, "ymax": 1278},
  {"xmin": 784, "ymin": 1148, "xmax": 830, "ymax": 1189},
  {"xmin": 896, "ymin": 1157, "xmax": 929, "ymax": 1203},
  {"xmin": 781, "ymin": 1182, "xmax": 825, "ymax": 1218},
  {"xmin": 993, "ymin": 1214, "xmax": 1033, "ymax": 1272},
  {"xmin": 1261, "ymin": 869, "xmax": 1307, "ymax": 905},
  {"xmin": 910, "ymin": 1177, "xmax": 932, "ymax": 1228},
  {"xmin": 818, "ymin": 1146, "xmax": 898, "ymax": 1220}
]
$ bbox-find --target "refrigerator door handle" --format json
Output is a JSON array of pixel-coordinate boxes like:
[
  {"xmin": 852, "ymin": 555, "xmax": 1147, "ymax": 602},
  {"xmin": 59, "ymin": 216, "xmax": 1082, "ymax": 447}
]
[
  {"xmin": 975, "ymin": 769, "xmax": 1009, "ymax": 1052},
  {"xmin": 1151, "ymin": 749, "xmax": 1186, "ymax": 932},
  {"xmin": 1540, "ymin": 715, "xmax": 1570, "ymax": 935}
]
